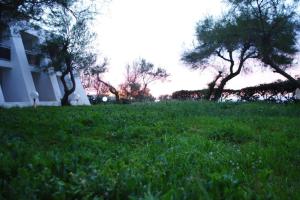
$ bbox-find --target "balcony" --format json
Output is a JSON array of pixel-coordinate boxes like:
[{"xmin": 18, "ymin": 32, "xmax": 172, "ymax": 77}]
[{"xmin": 0, "ymin": 43, "xmax": 10, "ymax": 61}]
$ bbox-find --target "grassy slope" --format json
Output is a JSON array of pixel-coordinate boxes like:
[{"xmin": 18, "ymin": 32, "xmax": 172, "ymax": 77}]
[{"xmin": 0, "ymin": 101, "xmax": 300, "ymax": 199}]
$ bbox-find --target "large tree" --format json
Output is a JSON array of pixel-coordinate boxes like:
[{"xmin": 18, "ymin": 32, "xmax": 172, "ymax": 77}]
[
  {"xmin": 42, "ymin": 2, "xmax": 97, "ymax": 105},
  {"xmin": 183, "ymin": 0, "xmax": 300, "ymax": 101},
  {"xmin": 227, "ymin": 0, "xmax": 300, "ymax": 87},
  {"xmin": 182, "ymin": 16, "xmax": 257, "ymax": 100}
]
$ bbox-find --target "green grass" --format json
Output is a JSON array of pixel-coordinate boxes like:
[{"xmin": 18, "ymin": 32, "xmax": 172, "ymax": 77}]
[{"xmin": 0, "ymin": 101, "xmax": 300, "ymax": 199}]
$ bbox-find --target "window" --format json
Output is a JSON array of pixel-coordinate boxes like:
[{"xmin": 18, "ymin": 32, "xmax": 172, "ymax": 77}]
[
  {"xmin": 0, "ymin": 46, "xmax": 10, "ymax": 61},
  {"xmin": 0, "ymin": 27, "xmax": 10, "ymax": 61}
]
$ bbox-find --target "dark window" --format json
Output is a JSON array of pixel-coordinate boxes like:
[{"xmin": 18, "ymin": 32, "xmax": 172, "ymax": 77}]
[
  {"xmin": 0, "ymin": 27, "xmax": 11, "ymax": 61},
  {"xmin": 0, "ymin": 46, "xmax": 10, "ymax": 61}
]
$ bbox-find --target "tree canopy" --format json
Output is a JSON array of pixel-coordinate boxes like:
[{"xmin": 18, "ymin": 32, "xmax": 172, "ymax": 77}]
[
  {"xmin": 120, "ymin": 59, "xmax": 169, "ymax": 101},
  {"xmin": 226, "ymin": 0, "xmax": 300, "ymax": 87},
  {"xmin": 182, "ymin": 14, "xmax": 257, "ymax": 100},
  {"xmin": 0, "ymin": 0, "xmax": 75, "ymax": 30}
]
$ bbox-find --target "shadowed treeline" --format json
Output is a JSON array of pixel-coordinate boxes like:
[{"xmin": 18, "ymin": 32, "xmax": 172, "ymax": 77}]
[{"xmin": 171, "ymin": 79, "xmax": 300, "ymax": 103}]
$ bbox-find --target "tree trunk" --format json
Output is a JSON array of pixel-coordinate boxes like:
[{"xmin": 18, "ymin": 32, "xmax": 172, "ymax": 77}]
[
  {"xmin": 111, "ymin": 89, "xmax": 120, "ymax": 103},
  {"xmin": 213, "ymin": 74, "xmax": 235, "ymax": 101},
  {"xmin": 264, "ymin": 57, "xmax": 300, "ymax": 89},
  {"xmin": 60, "ymin": 71, "xmax": 70, "ymax": 106},
  {"xmin": 213, "ymin": 62, "xmax": 244, "ymax": 101},
  {"xmin": 98, "ymin": 78, "xmax": 120, "ymax": 103},
  {"xmin": 142, "ymin": 84, "xmax": 148, "ymax": 96},
  {"xmin": 212, "ymin": 44, "xmax": 253, "ymax": 101},
  {"xmin": 206, "ymin": 71, "xmax": 222, "ymax": 100},
  {"xmin": 107, "ymin": 84, "xmax": 120, "ymax": 103},
  {"xmin": 60, "ymin": 60, "xmax": 76, "ymax": 106}
]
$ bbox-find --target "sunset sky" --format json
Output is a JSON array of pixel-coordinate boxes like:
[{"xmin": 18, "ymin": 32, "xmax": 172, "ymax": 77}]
[{"xmin": 93, "ymin": 0, "xmax": 300, "ymax": 97}]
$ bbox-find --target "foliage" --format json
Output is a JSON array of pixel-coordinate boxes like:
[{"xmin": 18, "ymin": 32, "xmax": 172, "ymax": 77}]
[
  {"xmin": 172, "ymin": 90, "xmax": 207, "ymax": 100},
  {"xmin": 158, "ymin": 95, "xmax": 172, "ymax": 101},
  {"xmin": 119, "ymin": 59, "xmax": 169, "ymax": 101},
  {"xmin": 0, "ymin": 0, "xmax": 74, "ymax": 30},
  {"xmin": 223, "ymin": 78, "xmax": 300, "ymax": 102},
  {"xmin": 171, "ymin": 79, "xmax": 300, "ymax": 102},
  {"xmin": 0, "ymin": 102, "xmax": 300, "ymax": 199}
]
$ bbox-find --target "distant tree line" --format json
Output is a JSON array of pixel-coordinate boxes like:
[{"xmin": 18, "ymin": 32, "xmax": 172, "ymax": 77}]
[{"xmin": 171, "ymin": 78, "xmax": 300, "ymax": 103}]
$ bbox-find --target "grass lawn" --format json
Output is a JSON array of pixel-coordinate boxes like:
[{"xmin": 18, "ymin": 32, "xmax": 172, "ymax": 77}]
[{"xmin": 0, "ymin": 101, "xmax": 300, "ymax": 199}]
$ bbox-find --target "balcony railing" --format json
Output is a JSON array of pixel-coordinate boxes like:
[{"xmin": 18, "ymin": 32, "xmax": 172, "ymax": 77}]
[
  {"xmin": 0, "ymin": 43, "xmax": 11, "ymax": 61},
  {"xmin": 25, "ymin": 50, "xmax": 40, "ymax": 66}
]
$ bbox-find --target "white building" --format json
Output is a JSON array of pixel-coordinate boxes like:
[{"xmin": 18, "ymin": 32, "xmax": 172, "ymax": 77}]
[{"xmin": 0, "ymin": 26, "xmax": 90, "ymax": 108}]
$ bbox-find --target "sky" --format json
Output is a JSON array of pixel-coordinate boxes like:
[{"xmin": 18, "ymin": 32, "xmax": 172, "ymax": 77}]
[{"xmin": 93, "ymin": 0, "xmax": 300, "ymax": 97}]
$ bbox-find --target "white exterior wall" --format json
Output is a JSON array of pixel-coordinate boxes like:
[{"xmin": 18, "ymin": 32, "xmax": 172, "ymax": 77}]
[
  {"xmin": 0, "ymin": 26, "xmax": 90, "ymax": 108},
  {"xmin": 73, "ymin": 75, "xmax": 91, "ymax": 105},
  {"xmin": 0, "ymin": 81, "xmax": 4, "ymax": 102}
]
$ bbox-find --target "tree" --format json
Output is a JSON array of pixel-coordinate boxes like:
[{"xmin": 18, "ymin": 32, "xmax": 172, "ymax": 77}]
[
  {"xmin": 119, "ymin": 63, "xmax": 142, "ymax": 100},
  {"xmin": 0, "ymin": 0, "xmax": 74, "ymax": 32},
  {"xmin": 119, "ymin": 59, "xmax": 169, "ymax": 101},
  {"xmin": 81, "ymin": 58, "xmax": 109, "ymax": 95},
  {"xmin": 138, "ymin": 59, "xmax": 169, "ymax": 94},
  {"xmin": 182, "ymin": 16, "xmax": 257, "ymax": 101},
  {"xmin": 98, "ymin": 81, "xmax": 120, "ymax": 102},
  {"xmin": 183, "ymin": 0, "xmax": 300, "ymax": 101},
  {"xmin": 225, "ymin": 0, "xmax": 300, "ymax": 88},
  {"xmin": 83, "ymin": 59, "xmax": 121, "ymax": 103},
  {"xmin": 42, "ymin": 2, "xmax": 97, "ymax": 105}
]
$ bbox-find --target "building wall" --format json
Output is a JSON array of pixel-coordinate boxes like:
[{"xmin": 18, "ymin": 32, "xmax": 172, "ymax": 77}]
[
  {"xmin": 0, "ymin": 68, "xmax": 29, "ymax": 102},
  {"xmin": 31, "ymin": 72, "xmax": 57, "ymax": 101}
]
